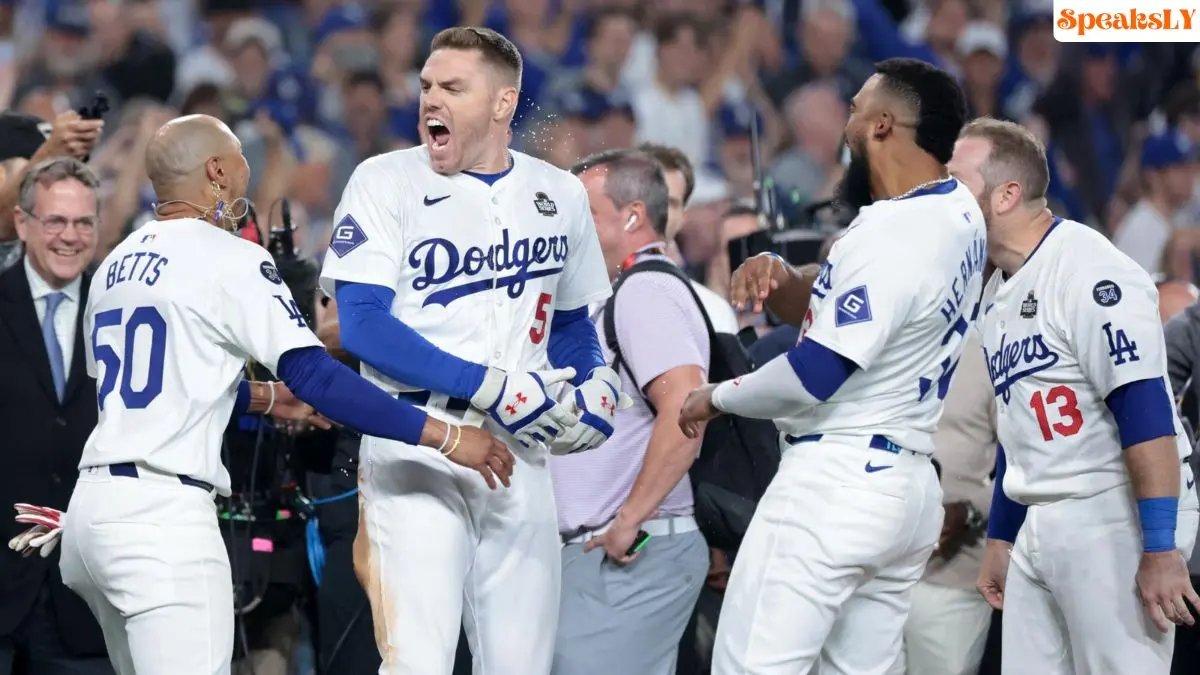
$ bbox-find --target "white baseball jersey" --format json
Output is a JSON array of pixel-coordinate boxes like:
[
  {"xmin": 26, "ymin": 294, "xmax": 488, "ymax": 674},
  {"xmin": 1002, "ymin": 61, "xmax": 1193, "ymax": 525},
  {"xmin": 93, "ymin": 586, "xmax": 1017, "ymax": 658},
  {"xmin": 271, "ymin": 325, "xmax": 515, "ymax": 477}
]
[
  {"xmin": 79, "ymin": 218, "xmax": 322, "ymax": 495},
  {"xmin": 318, "ymin": 147, "xmax": 611, "ymax": 403},
  {"xmin": 783, "ymin": 179, "xmax": 987, "ymax": 453},
  {"xmin": 981, "ymin": 218, "xmax": 1190, "ymax": 504}
]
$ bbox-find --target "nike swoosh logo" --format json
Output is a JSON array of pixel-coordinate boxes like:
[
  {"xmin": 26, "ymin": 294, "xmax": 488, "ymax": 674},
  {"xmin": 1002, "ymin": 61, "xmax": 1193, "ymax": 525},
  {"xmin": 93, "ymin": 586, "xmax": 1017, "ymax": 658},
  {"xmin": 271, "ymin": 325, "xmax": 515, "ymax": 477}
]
[
  {"xmin": 1188, "ymin": 478, "xmax": 1196, "ymax": 490},
  {"xmin": 423, "ymin": 195, "xmax": 450, "ymax": 206},
  {"xmin": 864, "ymin": 462, "xmax": 893, "ymax": 473}
]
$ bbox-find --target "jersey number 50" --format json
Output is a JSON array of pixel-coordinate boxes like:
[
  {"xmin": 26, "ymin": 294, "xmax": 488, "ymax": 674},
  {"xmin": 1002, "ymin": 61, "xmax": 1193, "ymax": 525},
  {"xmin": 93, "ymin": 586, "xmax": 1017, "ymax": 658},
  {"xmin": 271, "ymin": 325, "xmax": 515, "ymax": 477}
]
[{"xmin": 91, "ymin": 306, "xmax": 167, "ymax": 411}]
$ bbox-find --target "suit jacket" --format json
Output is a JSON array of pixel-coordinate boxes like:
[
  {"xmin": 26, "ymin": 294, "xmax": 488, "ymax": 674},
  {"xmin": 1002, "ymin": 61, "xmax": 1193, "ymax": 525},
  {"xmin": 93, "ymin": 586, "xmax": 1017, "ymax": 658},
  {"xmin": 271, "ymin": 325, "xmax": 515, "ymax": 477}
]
[{"xmin": 0, "ymin": 262, "xmax": 106, "ymax": 656}]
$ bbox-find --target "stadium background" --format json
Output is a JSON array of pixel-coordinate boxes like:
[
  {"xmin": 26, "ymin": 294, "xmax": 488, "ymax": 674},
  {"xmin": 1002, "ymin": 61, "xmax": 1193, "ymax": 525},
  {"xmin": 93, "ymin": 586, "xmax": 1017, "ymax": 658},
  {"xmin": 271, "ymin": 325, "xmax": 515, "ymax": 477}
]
[{"xmin": 3, "ymin": 0, "xmax": 1200, "ymax": 673}]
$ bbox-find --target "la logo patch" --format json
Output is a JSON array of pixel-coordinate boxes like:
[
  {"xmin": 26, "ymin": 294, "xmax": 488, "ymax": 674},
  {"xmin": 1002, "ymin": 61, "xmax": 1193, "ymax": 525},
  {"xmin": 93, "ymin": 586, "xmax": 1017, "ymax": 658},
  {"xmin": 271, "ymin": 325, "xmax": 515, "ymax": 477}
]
[
  {"xmin": 534, "ymin": 191, "xmax": 557, "ymax": 217},
  {"xmin": 1020, "ymin": 291, "xmax": 1037, "ymax": 318}
]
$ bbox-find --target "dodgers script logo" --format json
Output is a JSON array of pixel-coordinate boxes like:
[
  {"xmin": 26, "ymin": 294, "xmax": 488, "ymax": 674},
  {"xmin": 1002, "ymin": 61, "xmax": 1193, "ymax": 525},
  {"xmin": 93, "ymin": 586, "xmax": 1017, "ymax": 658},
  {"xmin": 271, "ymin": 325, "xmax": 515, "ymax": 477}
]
[
  {"xmin": 409, "ymin": 229, "xmax": 569, "ymax": 307},
  {"xmin": 986, "ymin": 332, "xmax": 1060, "ymax": 403}
]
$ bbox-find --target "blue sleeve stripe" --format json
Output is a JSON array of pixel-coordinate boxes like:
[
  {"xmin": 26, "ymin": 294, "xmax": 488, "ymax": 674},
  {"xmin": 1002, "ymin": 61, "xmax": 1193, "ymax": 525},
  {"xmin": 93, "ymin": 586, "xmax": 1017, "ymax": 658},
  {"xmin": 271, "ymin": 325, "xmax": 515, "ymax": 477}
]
[
  {"xmin": 987, "ymin": 445, "xmax": 1027, "ymax": 543},
  {"xmin": 276, "ymin": 346, "xmax": 427, "ymax": 446},
  {"xmin": 233, "ymin": 380, "xmax": 251, "ymax": 417},
  {"xmin": 335, "ymin": 281, "xmax": 487, "ymax": 400},
  {"xmin": 784, "ymin": 338, "xmax": 859, "ymax": 401},
  {"xmin": 1104, "ymin": 377, "xmax": 1177, "ymax": 449},
  {"xmin": 548, "ymin": 305, "xmax": 604, "ymax": 386}
]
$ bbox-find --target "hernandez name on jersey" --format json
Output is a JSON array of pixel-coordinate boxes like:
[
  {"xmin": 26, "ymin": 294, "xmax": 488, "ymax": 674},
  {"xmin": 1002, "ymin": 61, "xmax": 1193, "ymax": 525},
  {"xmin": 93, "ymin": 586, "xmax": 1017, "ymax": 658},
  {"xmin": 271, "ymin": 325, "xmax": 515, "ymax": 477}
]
[
  {"xmin": 981, "ymin": 218, "xmax": 1190, "ymax": 504},
  {"xmin": 318, "ymin": 147, "xmax": 610, "ymax": 395}
]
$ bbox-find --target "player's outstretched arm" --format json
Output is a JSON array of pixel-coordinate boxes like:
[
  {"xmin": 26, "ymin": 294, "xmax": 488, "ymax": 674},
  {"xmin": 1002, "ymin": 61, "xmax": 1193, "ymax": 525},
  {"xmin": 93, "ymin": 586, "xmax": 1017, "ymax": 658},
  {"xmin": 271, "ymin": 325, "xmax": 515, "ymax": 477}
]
[
  {"xmin": 729, "ymin": 253, "xmax": 818, "ymax": 326},
  {"xmin": 274, "ymin": 346, "xmax": 515, "ymax": 489},
  {"xmin": 336, "ymin": 281, "xmax": 582, "ymax": 447},
  {"xmin": 680, "ymin": 337, "xmax": 858, "ymax": 434}
]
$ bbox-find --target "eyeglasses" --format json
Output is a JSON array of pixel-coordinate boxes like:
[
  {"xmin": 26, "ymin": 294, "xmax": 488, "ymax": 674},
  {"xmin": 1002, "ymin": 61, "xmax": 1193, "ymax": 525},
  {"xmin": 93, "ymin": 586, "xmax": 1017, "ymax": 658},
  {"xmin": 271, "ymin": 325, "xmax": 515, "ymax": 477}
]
[{"xmin": 22, "ymin": 209, "xmax": 98, "ymax": 236}]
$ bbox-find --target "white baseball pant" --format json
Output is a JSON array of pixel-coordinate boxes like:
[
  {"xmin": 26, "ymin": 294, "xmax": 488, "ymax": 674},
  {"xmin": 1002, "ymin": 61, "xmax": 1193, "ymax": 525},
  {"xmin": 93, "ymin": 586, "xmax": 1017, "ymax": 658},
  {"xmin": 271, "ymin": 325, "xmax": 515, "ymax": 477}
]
[
  {"xmin": 711, "ymin": 436, "xmax": 943, "ymax": 675},
  {"xmin": 355, "ymin": 434, "xmax": 560, "ymax": 675},
  {"xmin": 1001, "ymin": 464, "xmax": 1200, "ymax": 675},
  {"xmin": 58, "ymin": 465, "xmax": 232, "ymax": 675},
  {"xmin": 899, "ymin": 581, "xmax": 992, "ymax": 675}
]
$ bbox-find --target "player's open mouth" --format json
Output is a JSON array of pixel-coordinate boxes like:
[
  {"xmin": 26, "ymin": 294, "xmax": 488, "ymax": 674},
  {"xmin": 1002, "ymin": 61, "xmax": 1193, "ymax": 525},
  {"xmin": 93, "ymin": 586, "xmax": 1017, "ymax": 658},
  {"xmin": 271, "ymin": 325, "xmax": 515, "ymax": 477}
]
[{"xmin": 427, "ymin": 119, "xmax": 451, "ymax": 151}]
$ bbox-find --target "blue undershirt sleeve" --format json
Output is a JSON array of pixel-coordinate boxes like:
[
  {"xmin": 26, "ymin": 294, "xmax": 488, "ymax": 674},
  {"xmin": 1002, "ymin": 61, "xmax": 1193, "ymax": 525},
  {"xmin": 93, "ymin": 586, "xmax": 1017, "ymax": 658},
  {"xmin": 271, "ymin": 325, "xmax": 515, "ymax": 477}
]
[
  {"xmin": 233, "ymin": 380, "xmax": 251, "ymax": 416},
  {"xmin": 276, "ymin": 346, "xmax": 428, "ymax": 445},
  {"xmin": 987, "ymin": 445, "xmax": 1028, "ymax": 542},
  {"xmin": 785, "ymin": 338, "xmax": 860, "ymax": 401},
  {"xmin": 1104, "ymin": 377, "xmax": 1178, "ymax": 449},
  {"xmin": 335, "ymin": 281, "xmax": 487, "ymax": 400},
  {"xmin": 547, "ymin": 307, "xmax": 605, "ymax": 386}
]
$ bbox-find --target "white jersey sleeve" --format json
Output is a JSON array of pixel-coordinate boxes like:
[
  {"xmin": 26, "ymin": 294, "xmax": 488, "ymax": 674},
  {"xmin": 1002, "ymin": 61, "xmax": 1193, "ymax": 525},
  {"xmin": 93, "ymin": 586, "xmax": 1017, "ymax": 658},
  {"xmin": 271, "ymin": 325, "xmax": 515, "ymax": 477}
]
[
  {"xmin": 319, "ymin": 157, "xmax": 408, "ymax": 294},
  {"xmin": 1062, "ymin": 264, "xmax": 1165, "ymax": 397},
  {"xmin": 553, "ymin": 177, "xmax": 611, "ymax": 311},
  {"xmin": 216, "ymin": 246, "xmax": 323, "ymax": 374},
  {"xmin": 803, "ymin": 230, "xmax": 918, "ymax": 370}
]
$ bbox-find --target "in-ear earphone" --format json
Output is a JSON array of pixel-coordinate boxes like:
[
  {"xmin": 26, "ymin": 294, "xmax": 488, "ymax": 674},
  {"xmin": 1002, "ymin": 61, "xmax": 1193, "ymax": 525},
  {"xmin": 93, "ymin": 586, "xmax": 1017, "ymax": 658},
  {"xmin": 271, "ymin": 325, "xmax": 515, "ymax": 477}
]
[{"xmin": 623, "ymin": 214, "xmax": 637, "ymax": 232}]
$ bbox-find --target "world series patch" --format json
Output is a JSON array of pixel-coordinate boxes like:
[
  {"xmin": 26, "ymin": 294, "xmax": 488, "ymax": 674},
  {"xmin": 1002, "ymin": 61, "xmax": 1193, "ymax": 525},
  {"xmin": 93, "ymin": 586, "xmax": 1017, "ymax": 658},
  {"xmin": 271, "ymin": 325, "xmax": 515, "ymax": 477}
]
[{"xmin": 534, "ymin": 191, "xmax": 557, "ymax": 217}]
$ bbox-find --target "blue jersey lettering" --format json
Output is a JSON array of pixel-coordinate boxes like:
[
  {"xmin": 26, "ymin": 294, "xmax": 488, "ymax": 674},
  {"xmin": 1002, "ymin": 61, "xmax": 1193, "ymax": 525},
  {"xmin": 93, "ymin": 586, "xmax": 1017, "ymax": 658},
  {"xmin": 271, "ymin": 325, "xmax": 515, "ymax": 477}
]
[{"xmin": 409, "ymin": 229, "xmax": 569, "ymax": 307}]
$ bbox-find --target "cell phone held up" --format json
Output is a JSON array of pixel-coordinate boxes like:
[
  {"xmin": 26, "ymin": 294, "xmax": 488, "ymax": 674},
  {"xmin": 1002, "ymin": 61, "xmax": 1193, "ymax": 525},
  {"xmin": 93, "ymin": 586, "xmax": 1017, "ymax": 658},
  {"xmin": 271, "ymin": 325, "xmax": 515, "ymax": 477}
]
[{"xmin": 77, "ymin": 92, "xmax": 110, "ymax": 121}]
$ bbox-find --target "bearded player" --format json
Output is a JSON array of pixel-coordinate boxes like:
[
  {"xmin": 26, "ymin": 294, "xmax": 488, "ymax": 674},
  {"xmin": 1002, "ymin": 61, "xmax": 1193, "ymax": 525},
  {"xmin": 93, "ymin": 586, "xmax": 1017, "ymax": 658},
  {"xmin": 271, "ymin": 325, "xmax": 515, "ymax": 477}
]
[
  {"xmin": 948, "ymin": 118, "xmax": 1200, "ymax": 674},
  {"xmin": 678, "ymin": 58, "xmax": 981, "ymax": 674},
  {"xmin": 318, "ymin": 27, "xmax": 618, "ymax": 675}
]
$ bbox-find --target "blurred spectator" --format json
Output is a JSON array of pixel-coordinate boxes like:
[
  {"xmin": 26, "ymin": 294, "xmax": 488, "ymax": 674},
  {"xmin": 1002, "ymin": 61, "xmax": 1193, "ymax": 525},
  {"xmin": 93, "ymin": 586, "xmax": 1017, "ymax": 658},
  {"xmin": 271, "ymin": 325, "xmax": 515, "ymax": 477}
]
[
  {"xmin": 0, "ymin": 157, "xmax": 110, "ymax": 675},
  {"xmin": 956, "ymin": 22, "xmax": 1006, "ymax": 120},
  {"xmin": 763, "ymin": 0, "xmax": 869, "ymax": 107},
  {"xmin": 1112, "ymin": 131, "xmax": 1197, "ymax": 279},
  {"xmin": 371, "ymin": 3, "xmax": 421, "ymax": 145},
  {"xmin": 771, "ymin": 81, "xmax": 848, "ymax": 206},
  {"xmin": 85, "ymin": 0, "xmax": 176, "ymax": 104},
  {"xmin": 553, "ymin": 148, "xmax": 708, "ymax": 675},
  {"xmin": 900, "ymin": 330, "xmax": 996, "ymax": 675},
  {"xmin": 640, "ymin": 141, "xmax": 739, "ymax": 335},
  {"xmin": 329, "ymin": 70, "xmax": 390, "ymax": 205},
  {"xmin": 1159, "ymin": 279, "xmax": 1200, "ymax": 324}
]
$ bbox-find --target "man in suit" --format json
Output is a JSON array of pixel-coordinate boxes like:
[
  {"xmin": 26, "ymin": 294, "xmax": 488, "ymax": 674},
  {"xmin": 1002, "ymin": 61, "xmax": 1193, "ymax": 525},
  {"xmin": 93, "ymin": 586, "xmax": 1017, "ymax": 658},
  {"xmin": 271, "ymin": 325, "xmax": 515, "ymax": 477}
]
[{"xmin": 0, "ymin": 157, "xmax": 112, "ymax": 674}]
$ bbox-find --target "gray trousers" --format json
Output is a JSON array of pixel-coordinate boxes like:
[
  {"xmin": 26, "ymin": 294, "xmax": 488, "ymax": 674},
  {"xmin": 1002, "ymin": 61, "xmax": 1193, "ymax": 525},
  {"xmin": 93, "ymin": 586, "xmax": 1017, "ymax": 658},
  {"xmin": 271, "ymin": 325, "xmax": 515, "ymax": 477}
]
[{"xmin": 552, "ymin": 529, "xmax": 708, "ymax": 675}]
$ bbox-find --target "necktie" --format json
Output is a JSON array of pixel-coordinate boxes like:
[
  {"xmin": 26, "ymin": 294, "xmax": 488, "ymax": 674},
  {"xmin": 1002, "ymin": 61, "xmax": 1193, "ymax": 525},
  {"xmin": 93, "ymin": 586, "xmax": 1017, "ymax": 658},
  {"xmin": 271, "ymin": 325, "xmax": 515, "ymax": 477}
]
[{"xmin": 42, "ymin": 292, "xmax": 66, "ymax": 402}]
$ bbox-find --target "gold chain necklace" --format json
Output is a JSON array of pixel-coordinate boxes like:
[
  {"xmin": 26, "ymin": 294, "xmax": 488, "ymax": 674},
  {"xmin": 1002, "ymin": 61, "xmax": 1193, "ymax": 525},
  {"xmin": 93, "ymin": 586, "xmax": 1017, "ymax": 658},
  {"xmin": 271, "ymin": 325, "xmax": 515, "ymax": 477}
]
[{"xmin": 891, "ymin": 177, "xmax": 954, "ymax": 201}]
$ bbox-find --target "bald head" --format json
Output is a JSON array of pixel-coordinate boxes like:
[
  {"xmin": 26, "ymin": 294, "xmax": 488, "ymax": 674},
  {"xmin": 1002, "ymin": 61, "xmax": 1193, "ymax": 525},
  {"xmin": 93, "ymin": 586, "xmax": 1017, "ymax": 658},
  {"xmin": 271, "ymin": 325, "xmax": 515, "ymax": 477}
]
[
  {"xmin": 145, "ymin": 114, "xmax": 243, "ymax": 200},
  {"xmin": 1159, "ymin": 280, "xmax": 1198, "ymax": 323}
]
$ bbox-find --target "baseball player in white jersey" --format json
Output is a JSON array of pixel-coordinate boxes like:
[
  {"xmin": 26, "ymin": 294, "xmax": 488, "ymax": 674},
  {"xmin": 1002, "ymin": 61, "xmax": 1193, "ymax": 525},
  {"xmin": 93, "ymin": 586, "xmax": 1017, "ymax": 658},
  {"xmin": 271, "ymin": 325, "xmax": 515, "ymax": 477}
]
[
  {"xmin": 8, "ymin": 115, "xmax": 513, "ymax": 675},
  {"xmin": 317, "ymin": 28, "xmax": 617, "ymax": 675},
  {"xmin": 949, "ymin": 118, "xmax": 1200, "ymax": 674},
  {"xmin": 679, "ymin": 58, "xmax": 981, "ymax": 674}
]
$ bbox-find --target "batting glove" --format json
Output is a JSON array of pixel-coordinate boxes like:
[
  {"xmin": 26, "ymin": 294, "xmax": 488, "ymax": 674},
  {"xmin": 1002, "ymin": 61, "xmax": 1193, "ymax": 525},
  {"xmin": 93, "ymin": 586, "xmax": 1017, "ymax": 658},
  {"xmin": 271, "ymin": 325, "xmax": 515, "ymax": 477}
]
[
  {"xmin": 9, "ymin": 503, "xmax": 64, "ymax": 558},
  {"xmin": 470, "ymin": 366, "xmax": 581, "ymax": 448},
  {"xmin": 549, "ymin": 367, "xmax": 633, "ymax": 456}
]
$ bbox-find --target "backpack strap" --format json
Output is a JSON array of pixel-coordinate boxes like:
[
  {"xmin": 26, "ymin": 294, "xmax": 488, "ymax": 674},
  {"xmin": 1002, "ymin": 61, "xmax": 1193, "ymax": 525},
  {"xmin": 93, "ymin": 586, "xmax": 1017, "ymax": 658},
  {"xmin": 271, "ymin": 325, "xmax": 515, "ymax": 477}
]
[{"xmin": 602, "ymin": 259, "xmax": 726, "ymax": 415}]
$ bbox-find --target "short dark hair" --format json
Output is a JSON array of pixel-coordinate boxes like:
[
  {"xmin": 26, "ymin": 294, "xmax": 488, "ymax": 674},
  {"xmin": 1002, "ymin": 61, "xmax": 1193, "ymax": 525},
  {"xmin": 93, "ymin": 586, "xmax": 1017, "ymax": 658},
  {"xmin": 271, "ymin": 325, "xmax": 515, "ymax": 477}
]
[
  {"xmin": 874, "ymin": 57, "xmax": 968, "ymax": 164},
  {"xmin": 346, "ymin": 69, "xmax": 384, "ymax": 93},
  {"xmin": 586, "ymin": 7, "xmax": 637, "ymax": 42},
  {"xmin": 1165, "ymin": 81, "xmax": 1200, "ymax": 127},
  {"xmin": 429, "ymin": 26, "xmax": 522, "ymax": 87},
  {"xmin": 571, "ymin": 149, "xmax": 670, "ymax": 235},
  {"xmin": 960, "ymin": 117, "xmax": 1050, "ymax": 202},
  {"xmin": 638, "ymin": 143, "xmax": 695, "ymax": 203},
  {"xmin": 653, "ymin": 13, "xmax": 707, "ymax": 51}
]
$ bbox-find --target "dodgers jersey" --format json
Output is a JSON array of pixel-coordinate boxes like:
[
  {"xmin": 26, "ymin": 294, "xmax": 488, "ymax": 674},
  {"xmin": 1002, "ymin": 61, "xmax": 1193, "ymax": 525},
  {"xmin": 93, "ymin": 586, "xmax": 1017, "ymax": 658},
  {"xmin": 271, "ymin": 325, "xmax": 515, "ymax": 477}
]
[
  {"xmin": 318, "ymin": 147, "xmax": 611, "ymax": 408},
  {"xmin": 981, "ymin": 218, "xmax": 1190, "ymax": 504},
  {"xmin": 787, "ymin": 179, "xmax": 987, "ymax": 453},
  {"xmin": 79, "ymin": 218, "xmax": 322, "ymax": 496}
]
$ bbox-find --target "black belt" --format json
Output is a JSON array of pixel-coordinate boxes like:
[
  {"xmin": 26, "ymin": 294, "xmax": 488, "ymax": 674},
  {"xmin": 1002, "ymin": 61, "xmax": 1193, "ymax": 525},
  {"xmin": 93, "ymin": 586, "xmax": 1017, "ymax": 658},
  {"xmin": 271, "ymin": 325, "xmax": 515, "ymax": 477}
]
[
  {"xmin": 108, "ymin": 462, "xmax": 215, "ymax": 492},
  {"xmin": 785, "ymin": 433, "xmax": 913, "ymax": 455},
  {"xmin": 397, "ymin": 390, "xmax": 470, "ymax": 417}
]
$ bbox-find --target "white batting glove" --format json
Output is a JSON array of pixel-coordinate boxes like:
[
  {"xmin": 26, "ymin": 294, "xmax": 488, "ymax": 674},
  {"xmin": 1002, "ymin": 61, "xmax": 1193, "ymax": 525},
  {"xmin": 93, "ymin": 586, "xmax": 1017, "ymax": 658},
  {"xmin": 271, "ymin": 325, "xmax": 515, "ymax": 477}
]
[
  {"xmin": 549, "ymin": 367, "xmax": 633, "ymax": 456},
  {"xmin": 9, "ymin": 503, "xmax": 64, "ymax": 558},
  {"xmin": 470, "ymin": 367, "xmax": 581, "ymax": 448}
]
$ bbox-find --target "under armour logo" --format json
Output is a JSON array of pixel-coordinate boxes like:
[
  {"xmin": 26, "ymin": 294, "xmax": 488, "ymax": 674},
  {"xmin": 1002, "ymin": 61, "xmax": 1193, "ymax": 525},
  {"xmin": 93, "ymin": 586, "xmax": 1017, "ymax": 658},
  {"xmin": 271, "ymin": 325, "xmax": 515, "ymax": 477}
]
[
  {"xmin": 505, "ymin": 392, "xmax": 528, "ymax": 416},
  {"xmin": 601, "ymin": 396, "xmax": 615, "ymax": 415}
]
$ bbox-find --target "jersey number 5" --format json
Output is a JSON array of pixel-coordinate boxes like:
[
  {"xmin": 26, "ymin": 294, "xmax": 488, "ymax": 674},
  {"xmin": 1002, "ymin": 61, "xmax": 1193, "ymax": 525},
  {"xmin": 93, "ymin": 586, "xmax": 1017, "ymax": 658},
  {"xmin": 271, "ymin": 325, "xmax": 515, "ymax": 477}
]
[
  {"xmin": 529, "ymin": 293, "xmax": 552, "ymax": 344},
  {"xmin": 1030, "ymin": 386, "xmax": 1083, "ymax": 441},
  {"xmin": 91, "ymin": 306, "xmax": 167, "ymax": 411}
]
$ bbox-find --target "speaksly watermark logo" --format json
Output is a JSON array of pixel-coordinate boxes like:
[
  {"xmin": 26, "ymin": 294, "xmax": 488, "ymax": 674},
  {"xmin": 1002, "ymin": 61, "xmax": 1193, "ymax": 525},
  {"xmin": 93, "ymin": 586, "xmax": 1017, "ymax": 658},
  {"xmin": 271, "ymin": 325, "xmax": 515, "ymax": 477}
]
[{"xmin": 1053, "ymin": 2, "xmax": 1196, "ymax": 41}]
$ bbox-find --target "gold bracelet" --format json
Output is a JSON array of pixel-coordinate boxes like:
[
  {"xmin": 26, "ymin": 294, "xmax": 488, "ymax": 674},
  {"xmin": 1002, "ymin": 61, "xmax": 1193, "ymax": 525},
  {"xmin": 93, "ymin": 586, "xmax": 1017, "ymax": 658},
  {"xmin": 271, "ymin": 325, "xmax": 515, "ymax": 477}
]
[{"xmin": 443, "ymin": 425, "xmax": 463, "ymax": 458}]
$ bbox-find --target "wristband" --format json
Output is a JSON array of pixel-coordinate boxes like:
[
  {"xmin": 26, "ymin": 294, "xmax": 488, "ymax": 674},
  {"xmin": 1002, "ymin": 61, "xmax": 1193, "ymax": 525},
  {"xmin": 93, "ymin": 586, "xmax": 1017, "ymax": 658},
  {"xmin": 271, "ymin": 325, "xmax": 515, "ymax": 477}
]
[
  {"xmin": 265, "ymin": 382, "xmax": 277, "ymax": 415},
  {"xmin": 435, "ymin": 420, "xmax": 451, "ymax": 454},
  {"xmin": 443, "ymin": 425, "xmax": 462, "ymax": 458},
  {"xmin": 1138, "ymin": 497, "xmax": 1178, "ymax": 553}
]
